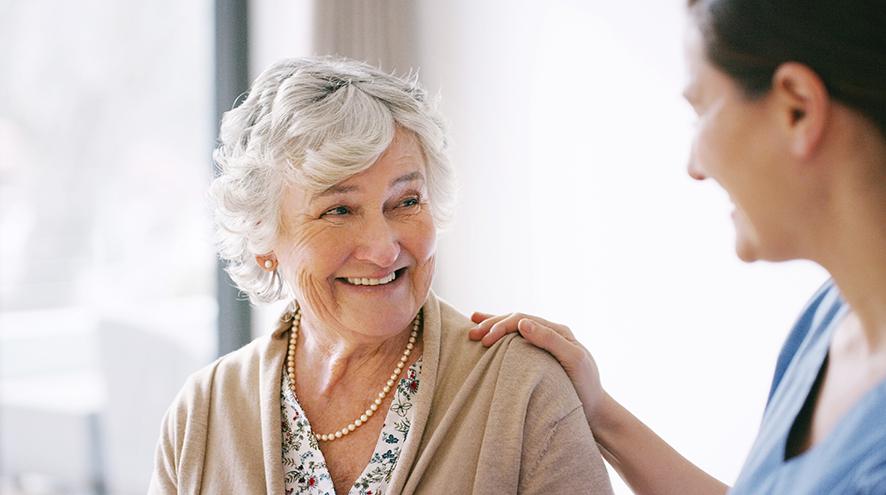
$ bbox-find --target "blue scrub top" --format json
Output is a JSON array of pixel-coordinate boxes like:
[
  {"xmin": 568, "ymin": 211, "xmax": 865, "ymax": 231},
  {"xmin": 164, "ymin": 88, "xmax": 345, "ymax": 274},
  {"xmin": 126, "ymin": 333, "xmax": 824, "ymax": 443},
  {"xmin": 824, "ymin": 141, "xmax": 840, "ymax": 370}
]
[{"xmin": 730, "ymin": 281, "xmax": 886, "ymax": 494}]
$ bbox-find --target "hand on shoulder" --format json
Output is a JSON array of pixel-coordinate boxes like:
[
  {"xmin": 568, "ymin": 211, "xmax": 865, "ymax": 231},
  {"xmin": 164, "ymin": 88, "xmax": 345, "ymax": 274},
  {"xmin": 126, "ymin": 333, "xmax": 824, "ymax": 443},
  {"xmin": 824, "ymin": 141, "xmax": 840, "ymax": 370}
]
[{"xmin": 468, "ymin": 311, "xmax": 607, "ymax": 427}]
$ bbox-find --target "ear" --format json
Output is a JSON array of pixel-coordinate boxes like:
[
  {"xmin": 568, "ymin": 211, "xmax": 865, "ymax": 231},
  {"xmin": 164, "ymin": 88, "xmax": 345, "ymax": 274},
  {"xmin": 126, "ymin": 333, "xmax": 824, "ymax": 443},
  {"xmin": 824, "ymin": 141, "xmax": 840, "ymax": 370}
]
[
  {"xmin": 770, "ymin": 62, "xmax": 830, "ymax": 159},
  {"xmin": 256, "ymin": 253, "xmax": 278, "ymax": 272}
]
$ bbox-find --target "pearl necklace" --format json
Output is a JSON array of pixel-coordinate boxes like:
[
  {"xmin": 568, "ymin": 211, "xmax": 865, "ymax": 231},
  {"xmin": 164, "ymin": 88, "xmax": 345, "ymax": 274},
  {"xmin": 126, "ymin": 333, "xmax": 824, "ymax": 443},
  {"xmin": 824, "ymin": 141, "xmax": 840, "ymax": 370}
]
[{"xmin": 287, "ymin": 308, "xmax": 421, "ymax": 443}]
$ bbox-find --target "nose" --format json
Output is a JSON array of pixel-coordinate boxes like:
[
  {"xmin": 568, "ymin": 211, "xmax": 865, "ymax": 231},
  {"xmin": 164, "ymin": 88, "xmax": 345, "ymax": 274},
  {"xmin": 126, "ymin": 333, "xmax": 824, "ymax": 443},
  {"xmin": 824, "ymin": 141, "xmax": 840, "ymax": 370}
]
[
  {"xmin": 686, "ymin": 150, "xmax": 706, "ymax": 181},
  {"xmin": 353, "ymin": 215, "xmax": 401, "ymax": 268}
]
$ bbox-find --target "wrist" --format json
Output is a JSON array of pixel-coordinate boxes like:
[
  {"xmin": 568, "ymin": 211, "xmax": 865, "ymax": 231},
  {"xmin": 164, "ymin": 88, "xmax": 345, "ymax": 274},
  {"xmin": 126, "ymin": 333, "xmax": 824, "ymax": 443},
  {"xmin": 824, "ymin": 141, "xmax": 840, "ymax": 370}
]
[{"xmin": 587, "ymin": 390, "xmax": 619, "ymax": 433}]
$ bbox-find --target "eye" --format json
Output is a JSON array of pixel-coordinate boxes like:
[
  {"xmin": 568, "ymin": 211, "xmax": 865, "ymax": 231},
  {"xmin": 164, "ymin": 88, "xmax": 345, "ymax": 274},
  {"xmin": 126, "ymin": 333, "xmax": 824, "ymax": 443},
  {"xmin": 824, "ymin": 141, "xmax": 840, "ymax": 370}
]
[
  {"xmin": 400, "ymin": 197, "xmax": 420, "ymax": 208},
  {"xmin": 322, "ymin": 205, "xmax": 351, "ymax": 217}
]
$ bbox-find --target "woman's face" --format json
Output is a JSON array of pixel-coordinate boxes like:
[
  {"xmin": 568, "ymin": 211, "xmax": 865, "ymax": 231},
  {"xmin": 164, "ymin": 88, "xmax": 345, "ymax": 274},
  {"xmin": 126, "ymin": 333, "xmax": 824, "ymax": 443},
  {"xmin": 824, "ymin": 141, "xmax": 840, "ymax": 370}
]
[
  {"xmin": 682, "ymin": 25, "xmax": 803, "ymax": 263},
  {"xmin": 271, "ymin": 129, "xmax": 436, "ymax": 340}
]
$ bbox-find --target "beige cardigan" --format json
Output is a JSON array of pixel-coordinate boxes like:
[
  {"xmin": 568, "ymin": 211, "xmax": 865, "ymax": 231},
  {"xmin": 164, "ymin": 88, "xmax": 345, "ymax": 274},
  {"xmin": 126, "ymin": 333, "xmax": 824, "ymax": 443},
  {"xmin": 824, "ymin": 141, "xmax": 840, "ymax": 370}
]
[{"xmin": 149, "ymin": 293, "xmax": 612, "ymax": 494}]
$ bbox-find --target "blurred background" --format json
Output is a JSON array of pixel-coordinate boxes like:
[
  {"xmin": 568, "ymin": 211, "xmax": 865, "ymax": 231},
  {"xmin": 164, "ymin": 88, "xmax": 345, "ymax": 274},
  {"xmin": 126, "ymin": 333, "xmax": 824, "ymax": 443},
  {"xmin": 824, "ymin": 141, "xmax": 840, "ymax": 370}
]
[{"xmin": 0, "ymin": 0, "xmax": 826, "ymax": 493}]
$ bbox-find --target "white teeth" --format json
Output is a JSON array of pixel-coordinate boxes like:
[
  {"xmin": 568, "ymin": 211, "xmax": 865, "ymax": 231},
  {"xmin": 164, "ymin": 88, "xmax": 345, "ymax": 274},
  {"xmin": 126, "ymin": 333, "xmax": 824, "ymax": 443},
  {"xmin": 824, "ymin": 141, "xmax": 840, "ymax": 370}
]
[{"xmin": 346, "ymin": 272, "xmax": 397, "ymax": 286}]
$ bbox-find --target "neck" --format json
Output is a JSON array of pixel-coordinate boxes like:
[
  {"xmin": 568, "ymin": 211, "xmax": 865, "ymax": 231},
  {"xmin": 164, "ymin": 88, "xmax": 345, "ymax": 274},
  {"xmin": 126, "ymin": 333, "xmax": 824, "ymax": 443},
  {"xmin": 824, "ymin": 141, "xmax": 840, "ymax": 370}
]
[
  {"xmin": 296, "ymin": 313, "xmax": 417, "ymax": 396},
  {"xmin": 815, "ymin": 163, "xmax": 886, "ymax": 353},
  {"xmin": 825, "ymin": 261, "xmax": 886, "ymax": 354},
  {"xmin": 806, "ymin": 118, "xmax": 886, "ymax": 353}
]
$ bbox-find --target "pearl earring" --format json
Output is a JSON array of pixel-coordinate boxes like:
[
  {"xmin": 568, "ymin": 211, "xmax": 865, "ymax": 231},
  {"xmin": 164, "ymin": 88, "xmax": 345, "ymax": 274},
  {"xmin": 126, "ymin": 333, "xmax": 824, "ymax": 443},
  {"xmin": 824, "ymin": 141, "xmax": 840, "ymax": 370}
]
[{"xmin": 264, "ymin": 260, "xmax": 274, "ymax": 270}]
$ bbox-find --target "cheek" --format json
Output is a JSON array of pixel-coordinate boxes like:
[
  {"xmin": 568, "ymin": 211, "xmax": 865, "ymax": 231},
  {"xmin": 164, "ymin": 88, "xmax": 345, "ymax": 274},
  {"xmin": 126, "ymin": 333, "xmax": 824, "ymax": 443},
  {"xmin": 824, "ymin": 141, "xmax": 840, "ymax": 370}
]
[
  {"xmin": 410, "ymin": 218, "xmax": 437, "ymax": 262},
  {"xmin": 412, "ymin": 256, "xmax": 436, "ymax": 301},
  {"xmin": 403, "ymin": 215, "xmax": 437, "ymax": 288},
  {"xmin": 275, "ymin": 225, "xmax": 347, "ymax": 304}
]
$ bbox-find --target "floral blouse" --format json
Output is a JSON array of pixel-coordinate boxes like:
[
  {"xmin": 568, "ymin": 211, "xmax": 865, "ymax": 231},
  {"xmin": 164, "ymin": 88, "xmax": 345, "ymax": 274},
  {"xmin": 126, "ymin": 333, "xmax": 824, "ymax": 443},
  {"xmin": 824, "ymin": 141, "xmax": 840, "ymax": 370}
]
[{"xmin": 281, "ymin": 359, "xmax": 422, "ymax": 495}]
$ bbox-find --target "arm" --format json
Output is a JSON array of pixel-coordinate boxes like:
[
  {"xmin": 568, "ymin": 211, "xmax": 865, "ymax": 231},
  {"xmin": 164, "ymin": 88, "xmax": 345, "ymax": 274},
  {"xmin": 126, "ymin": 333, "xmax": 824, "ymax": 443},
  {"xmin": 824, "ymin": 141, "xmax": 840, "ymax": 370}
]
[
  {"xmin": 592, "ymin": 392, "xmax": 728, "ymax": 495},
  {"xmin": 148, "ymin": 369, "xmax": 212, "ymax": 495},
  {"xmin": 148, "ymin": 405, "xmax": 180, "ymax": 494},
  {"xmin": 521, "ymin": 405, "xmax": 613, "ymax": 494},
  {"xmin": 470, "ymin": 312, "xmax": 729, "ymax": 495}
]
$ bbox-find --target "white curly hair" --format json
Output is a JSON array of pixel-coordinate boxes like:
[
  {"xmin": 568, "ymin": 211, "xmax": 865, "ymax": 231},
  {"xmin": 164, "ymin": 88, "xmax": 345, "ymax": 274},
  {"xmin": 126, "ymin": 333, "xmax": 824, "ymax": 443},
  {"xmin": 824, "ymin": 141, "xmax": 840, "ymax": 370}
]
[{"xmin": 210, "ymin": 56, "xmax": 455, "ymax": 304}]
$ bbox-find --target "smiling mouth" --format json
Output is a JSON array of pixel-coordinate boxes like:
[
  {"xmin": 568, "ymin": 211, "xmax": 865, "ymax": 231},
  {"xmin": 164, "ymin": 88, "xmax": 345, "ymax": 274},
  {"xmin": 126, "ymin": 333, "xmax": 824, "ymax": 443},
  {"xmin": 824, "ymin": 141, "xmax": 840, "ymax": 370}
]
[{"xmin": 339, "ymin": 267, "xmax": 407, "ymax": 287}]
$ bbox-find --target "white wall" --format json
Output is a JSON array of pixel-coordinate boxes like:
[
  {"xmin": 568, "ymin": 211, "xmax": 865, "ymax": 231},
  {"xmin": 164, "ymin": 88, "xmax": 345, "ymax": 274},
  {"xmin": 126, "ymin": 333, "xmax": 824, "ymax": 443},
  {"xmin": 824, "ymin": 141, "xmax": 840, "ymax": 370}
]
[{"xmin": 417, "ymin": 0, "xmax": 827, "ymax": 492}]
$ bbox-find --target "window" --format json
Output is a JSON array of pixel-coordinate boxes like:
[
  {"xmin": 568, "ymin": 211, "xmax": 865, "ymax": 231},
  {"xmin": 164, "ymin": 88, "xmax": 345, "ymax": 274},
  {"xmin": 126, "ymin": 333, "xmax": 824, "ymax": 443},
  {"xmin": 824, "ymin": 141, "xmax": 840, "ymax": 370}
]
[{"xmin": 0, "ymin": 2, "xmax": 215, "ymax": 493}]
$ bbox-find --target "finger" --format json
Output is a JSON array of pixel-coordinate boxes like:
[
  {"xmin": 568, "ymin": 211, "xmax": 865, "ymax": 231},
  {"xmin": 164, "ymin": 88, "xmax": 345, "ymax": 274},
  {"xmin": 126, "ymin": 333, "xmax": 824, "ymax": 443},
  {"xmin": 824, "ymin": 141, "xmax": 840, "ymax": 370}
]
[
  {"xmin": 468, "ymin": 326, "xmax": 489, "ymax": 340},
  {"xmin": 470, "ymin": 311, "xmax": 494, "ymax": 324},
  {"xmin": 468, "ymin": 313, "xmax": 503, "ymax": 340},
  {"xmin": 468, "ymin": 313, "xmax": 509, "ymax": 340},
  {"xmin": 481, "ymin": 313, "xmax": 525, "ymax": 346},
  {"xmin": 517, "ymin": 314, "xmax": 577, "ymax": 341},
  {"xmin": 517, "ymin": 319, "xmax": 585, "ymax": 370},
  {"xmin": 485, "ymin": 311, "xmax": 577, "ymax": 343},
  {"xmin": 470, "ymin": 312, "xmax": 577, "ymax": 344}
]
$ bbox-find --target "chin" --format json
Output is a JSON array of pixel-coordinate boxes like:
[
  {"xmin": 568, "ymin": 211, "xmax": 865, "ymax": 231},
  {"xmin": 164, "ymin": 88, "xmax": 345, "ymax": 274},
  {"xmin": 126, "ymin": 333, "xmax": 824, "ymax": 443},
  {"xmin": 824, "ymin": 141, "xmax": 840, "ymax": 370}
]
[
  {"xmin": 347, "ymin": 295, "xmax": 423, "ymax": 332},
  {"xmin": 731, "ymin": 213, "xmax": 764, "ymax": 263},
  {"xmin": 733, "ymin": 229, "xmax": 763, "ymax": 263},
  {"xmin": 734, "ymin": 244, "xmax": 759, "ymax": 263},
  {"xmin": 734, "ymin": 234, "xmax": 794, "ymax": 263}
]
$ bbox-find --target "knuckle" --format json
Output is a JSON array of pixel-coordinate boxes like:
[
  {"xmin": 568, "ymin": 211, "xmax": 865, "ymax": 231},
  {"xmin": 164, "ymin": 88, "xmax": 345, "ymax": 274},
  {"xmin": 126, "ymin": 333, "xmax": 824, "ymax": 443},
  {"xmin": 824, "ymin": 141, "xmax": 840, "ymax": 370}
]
[{"xmin": 565, "ymin": 346, "xmax": 585, "ymax": 365}]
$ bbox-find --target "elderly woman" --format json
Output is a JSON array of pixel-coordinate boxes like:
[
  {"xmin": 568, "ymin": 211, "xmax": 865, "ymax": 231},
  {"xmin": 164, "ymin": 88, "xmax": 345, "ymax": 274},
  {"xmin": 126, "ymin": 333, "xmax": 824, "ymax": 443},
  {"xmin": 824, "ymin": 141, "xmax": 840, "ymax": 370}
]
[
  {"xmin": 149, "ymin": 57, "xmax": 612, "ymax": 494},
  {"xmin": 472, "ymin": 0, "xmax": 886, "ymax": 493}
]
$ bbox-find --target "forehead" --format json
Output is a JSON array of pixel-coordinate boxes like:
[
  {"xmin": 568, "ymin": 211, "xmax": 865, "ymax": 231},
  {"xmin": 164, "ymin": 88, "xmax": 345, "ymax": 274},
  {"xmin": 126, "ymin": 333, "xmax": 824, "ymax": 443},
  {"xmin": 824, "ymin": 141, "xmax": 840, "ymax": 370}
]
[
  {"xmin": 682, "ymin": 23, "xmax": 735, "ymax": 101},
  {"xmin": 329, "ymin": 129, "xmax": 426, "ymax": 191},
  {"xmin": 361, "ymin": 129, "xmax": 425, "ymax": 177},
  {"xmin": 682, "ymin": 23, "xmax": 708, "ymax": 87},
  {"xmin": 280, "ymin": 129, "xmax": 427, "ymax": 212}
]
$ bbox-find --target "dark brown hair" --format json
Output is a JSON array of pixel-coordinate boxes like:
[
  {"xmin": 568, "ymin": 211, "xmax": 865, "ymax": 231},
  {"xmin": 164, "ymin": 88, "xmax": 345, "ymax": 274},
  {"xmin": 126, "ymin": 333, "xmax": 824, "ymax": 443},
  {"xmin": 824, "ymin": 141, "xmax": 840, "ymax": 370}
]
[{"xmin": 688, "ymin": 0, "xmax": 886, "ymax": 136}]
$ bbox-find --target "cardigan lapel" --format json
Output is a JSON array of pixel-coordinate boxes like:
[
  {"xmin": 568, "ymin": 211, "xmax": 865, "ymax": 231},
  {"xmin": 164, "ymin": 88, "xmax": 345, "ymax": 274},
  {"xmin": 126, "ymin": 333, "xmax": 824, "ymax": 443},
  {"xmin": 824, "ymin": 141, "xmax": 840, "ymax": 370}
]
[
  {"xmin": 259, "ymin": 315, "xmax": 291, "ymax": 494},
  {"xmin": 387, "ymin": 291, "xmax": 443, "ymax": 494}
]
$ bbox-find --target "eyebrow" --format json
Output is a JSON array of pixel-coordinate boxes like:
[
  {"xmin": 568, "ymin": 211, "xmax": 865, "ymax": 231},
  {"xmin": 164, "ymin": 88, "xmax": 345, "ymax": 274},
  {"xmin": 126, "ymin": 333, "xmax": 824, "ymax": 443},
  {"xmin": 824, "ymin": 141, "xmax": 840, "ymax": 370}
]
[
  {"xmin": 391, "ymin": 171, "xmax": 423, "ymax": 187},
  {"xmin": 314, "ymin": 171, "xmax": 424, "ymax": 199}
]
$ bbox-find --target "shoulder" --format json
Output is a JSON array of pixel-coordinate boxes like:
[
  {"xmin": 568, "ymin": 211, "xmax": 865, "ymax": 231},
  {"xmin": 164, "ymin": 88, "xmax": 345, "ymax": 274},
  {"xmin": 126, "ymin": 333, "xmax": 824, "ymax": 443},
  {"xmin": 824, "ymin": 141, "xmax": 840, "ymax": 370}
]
[
  {"xmin": 433, "ymin": 298, "xmax": 489, "ymax": 371},
  {"xmin": 768, "ymin": 280, "xmax": 844, "ymax": 403},
  {"xmin": 852, "ymin": 450, "xmax": 886, "ymax": 494},
  {"xmin": 846, "ymin": 387, "xmax": 886, "ymax": 493},
  {"xmin": 210, "ymin": 334, "xmax": 274, "ymax": 386},
  {"xmin": 435, "ymin": 299, "xmax": 580, "ymax": 418},
  {"xmin": 164, "ymin": 334, "xmax": 275, "ymax": 425},
  {"xmin": 151, "ymin": 334, "xmax": 281, "ymax": 492},
  {"xmin": 498, "ymin": 335, "xmax": 582, "ymax": 417},
  {"xmin": 153, "ymin": 335, "xmax": 275, "ymax": 468},
  {"xmin": 436, "ymin": 298, "xmax": 569, "ymax": 376}
]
